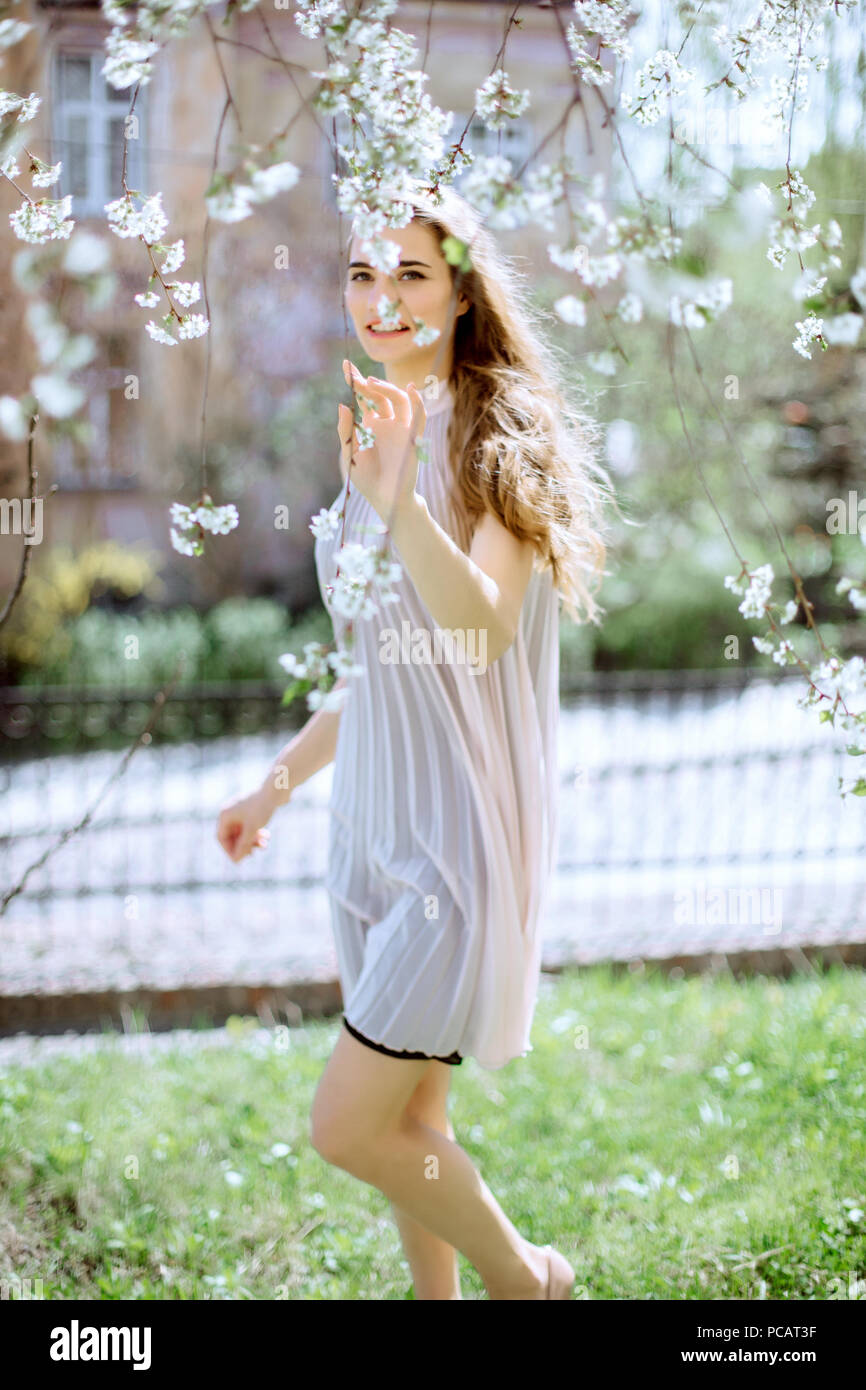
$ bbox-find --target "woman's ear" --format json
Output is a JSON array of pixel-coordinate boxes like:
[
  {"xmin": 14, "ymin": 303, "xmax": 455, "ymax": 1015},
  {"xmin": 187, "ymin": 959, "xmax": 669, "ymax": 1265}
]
[{"xmin": 456, "ymin": 291, "xmax": 471, "ymax": 319}]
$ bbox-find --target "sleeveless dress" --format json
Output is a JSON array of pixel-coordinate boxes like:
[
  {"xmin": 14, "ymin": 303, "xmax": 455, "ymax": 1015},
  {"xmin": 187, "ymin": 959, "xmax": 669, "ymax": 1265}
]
[{"xmin": 313, "ymin": 379, "xmax": 560, "ymax": 1071}]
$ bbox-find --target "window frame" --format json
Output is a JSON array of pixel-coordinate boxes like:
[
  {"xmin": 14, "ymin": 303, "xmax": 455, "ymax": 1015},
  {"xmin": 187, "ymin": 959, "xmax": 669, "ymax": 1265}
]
[{"xmin": 50, "ymin": 46, "xmax": 148, "ymax": 218}]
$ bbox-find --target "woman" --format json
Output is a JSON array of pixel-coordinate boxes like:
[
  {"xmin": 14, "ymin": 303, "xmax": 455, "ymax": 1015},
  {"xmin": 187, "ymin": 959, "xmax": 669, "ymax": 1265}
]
[{"xmin": 216, "ymin": 184, "xmax": 611, "ymax": 1299}]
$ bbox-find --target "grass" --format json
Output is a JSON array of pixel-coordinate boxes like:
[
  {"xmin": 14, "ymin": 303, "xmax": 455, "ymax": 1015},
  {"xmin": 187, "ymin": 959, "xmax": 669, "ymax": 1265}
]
[{"xmin": 1, "ymin": 962, "xmax": 864, "ymax": 1300}]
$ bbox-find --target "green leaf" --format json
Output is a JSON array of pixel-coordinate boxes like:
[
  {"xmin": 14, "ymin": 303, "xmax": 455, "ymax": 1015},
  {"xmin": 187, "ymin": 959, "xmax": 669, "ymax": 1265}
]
[
  {"xmin": 850, "ymin": 778, "xmax": 866, "ymax": 796},
  {"xmin": 819, "ymin": 709, "xmax": 835, "ymax": 724},
  {"xmin": 204, "ymin": 170, "xmax": 229, "ymax": 199},
  {"xmin": 280, "ymin": 679, "xmax": 310, "ymax": 707},
  {"xmin": 441, "ymin": 235, "xmax": 472, "ymax": 274}
]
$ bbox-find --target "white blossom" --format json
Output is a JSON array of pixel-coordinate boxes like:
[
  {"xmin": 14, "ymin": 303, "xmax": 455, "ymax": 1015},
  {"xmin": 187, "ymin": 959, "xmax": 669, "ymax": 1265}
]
[
  {"xmin": 359, "ymin": 234, "xmax": 402, "ymax": 274},
  {"xmin": 621, "ymin": 50, "xmax": 696, "ymax": 127},
  {"xmin": 0, "ymin": 395, "xmax": 31, "ymax": 441},
  {"xmin": 31, "ymin": 373, "xmax": 85, "ymax": 418},
  {"xmin": 308, "ymin": 685, "xmax": 350, "ymax": 712},
  {"xmin": 411, "ymin": 320, "xmax": 440, "ymax": 347},
  {"xmin": 616, "ymin": 292, "xmax": 643, "ymax": 323},
  {"xmin": 134, "ymin": 289, "xmax": 161, "ymax": 308},
  {"xmin": 161, "ymin": 240, "xmax": 185, "ymax": 274},
  {"xmin": 839, "ymin": 581, "xmax": 866, "ymax": 614},
  {"xmin": 475, "ymin": 71, "xmax": 530, "ymax": 131},
  {"xmin": 0, "ymin": 90, "xmax": 39, "ymax": 122},
  {"xmin": 791, "ymin": 268, "xmax": 828, "ymax": 302},
  {"xmin": 170, "ymin": 528, "xmax": 199, "ymax": 556},
  {"xmin": 670, "ymin": 279, "xmax": 733, "ymax": 328},
  {"xmin": 63, "ymin": 232, "xmax": 112, "ymax": 276},
  {"xmin": 195, "ymin": 502, "xmax": 238, "ymax": 534},
  {"xmin": 811, "ymin": 655, "xmax": 866, "ymax": 706},
  {"xmin": 168, "ymin": 281, "xmax": 201, "ymax": 308},
  {"xmin": 736, "ymin": 564, "xmax": 774, "ymax": 619},
  {"xmin": 169, "ymin": 496, "xmax": 238, "ymax": 555},
  {"xmin": 326, "ymin": 646, "xmax": 365, "ymax": 678},
  {"xmin": 9, "ymin": 196, "xmax": 74, "ymax": 243},
  {"xmin": 105, "ymin": 191, "xmax": 168, "ymax": 241},
  {"xmin": 309, "ymin": 506, "xmax": 343, "ymax": 541},
  {"xmin": 554, "ymin": 295, "xmax": 587, "ymax": 327},
  {"xmin": 585, "ymin": 351, "xmax": 618, "ymax": 377},
  {"xmin": 26, "ymin": 301, "xmax": 67, "ymax": 363},
  {"xmin": 177, "ymin": 313, "xmax": 209, "ymax": 340},
  {"xmin": 145, "ymin": 319, "xmax": 178, "ymax": 346},
  {"xmin": 578, "ymin": 252, "xmax": 623, "ymax": 288},
  {"xmin": 375, "ymin": 295, "xmax": 403, "ymax": 331},
  {"xmin": 101, "ymin": 29, "xmax": 160, "ymax": 89},
  {"xmin": 821, "ymin": 314, "xmax": 862, "ymax": 347},
  {"xmin": 30, "ymin": 158, "xmax": 62, "ymax": 188},
  {"xmin": 460, "ymin": 156, "xmax": 530, "ymax": 230},
  {"xmin": 792, "ymin": 310, "xmax": 824, "ymax": 360},
  {"xmin": 0, "ymin": 19, "xmax": 33, "ymax": 49},
  {"xmin": 565, "ymin": 1, "xmax": 632, "ymax": 88},
  {"xmin": 779, "ymin": 599, "xmax": 799, "ymax": 625},
  {"xmin": 248, "ymin": 161, "xmax": 300, "ymax": 199},
  {"xmin": 850, "ymin": 266, "xmax": 866, "ymax": 311},
  {"xmin": 205, "ymin": 183, "xmax": 256, "ymax": 223}
]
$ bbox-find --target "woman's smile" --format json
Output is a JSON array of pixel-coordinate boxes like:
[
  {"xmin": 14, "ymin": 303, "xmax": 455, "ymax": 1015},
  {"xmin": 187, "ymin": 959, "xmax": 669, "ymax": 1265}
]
[{"xmin": 365, "ymin": 322, "xmax": 412, "ymax": 338}]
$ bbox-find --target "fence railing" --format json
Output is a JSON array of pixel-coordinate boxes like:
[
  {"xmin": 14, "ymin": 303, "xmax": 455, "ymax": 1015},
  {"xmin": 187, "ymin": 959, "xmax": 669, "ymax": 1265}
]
[{"xmin": 2, "ymin": 668, "xmax": 864, "ymax": 1000}]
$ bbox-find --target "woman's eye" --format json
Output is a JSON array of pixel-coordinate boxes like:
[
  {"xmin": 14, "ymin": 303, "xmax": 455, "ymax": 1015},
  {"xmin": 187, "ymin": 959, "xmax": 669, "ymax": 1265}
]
[{"xmin": 348, "ymin": 270, "xmax": 424, "ymax": 282}]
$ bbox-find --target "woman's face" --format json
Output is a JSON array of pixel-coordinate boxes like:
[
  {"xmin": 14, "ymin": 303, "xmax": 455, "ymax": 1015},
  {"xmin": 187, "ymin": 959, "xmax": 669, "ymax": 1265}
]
[{"xmin": 345, "ymin": 219, "xmax": 469, "ymax": 383}]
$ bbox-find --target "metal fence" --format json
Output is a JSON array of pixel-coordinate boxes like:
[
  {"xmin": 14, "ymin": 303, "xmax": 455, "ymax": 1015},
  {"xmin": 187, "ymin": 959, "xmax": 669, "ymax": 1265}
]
[{"xmin": 1, "ymin": 668, "xmax": 865, "ymax": 1007}]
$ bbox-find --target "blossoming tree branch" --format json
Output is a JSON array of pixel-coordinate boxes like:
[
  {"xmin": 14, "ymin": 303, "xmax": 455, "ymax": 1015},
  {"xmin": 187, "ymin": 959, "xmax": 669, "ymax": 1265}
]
[{"xmin": 1, "ymin": 0, "xmax": 865, "ymax": 796}]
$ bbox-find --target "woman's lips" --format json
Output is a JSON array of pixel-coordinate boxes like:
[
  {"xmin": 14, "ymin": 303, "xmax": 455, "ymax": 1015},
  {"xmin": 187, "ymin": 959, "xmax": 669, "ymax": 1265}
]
[{"xmin": 366, "ymin": 324, "xmax": 411, "ymax": 338}]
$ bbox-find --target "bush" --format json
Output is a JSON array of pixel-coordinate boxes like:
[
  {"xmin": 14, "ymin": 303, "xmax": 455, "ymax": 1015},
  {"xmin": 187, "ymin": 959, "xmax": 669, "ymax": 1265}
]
[
  {"xmin": 13, "ymin": 598, "xmax": 336, "ymax": 689},
  {"xmin": 0, "ymin": 542, "xmax": 164, "ymax": 681}
]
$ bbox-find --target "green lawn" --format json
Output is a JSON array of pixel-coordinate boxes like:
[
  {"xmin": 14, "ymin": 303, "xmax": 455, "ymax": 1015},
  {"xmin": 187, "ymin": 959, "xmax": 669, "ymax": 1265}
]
[{"xmin": 1, "ymin": 963, "xmax": 864, "ymax": 1300}]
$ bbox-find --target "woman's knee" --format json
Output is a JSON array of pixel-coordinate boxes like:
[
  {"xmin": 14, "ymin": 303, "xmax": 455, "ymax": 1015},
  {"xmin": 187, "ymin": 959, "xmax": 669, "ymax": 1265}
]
[{"xmin": 310, "ymin": 1111, "xmax": 353, "ymax": 1169}]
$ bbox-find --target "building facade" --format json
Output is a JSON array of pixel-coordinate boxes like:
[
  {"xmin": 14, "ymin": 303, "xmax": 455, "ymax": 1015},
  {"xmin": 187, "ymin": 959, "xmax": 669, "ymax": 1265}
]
[{"xmin": 0, "ymin": 0, "xmax": 613, "ymax": 611}]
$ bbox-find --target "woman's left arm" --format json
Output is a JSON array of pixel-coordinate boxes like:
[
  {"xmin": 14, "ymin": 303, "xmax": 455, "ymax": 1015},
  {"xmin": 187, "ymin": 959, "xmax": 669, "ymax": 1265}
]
[{"xmin": 390, "ymin": 495, "xmax": 536, "ymax": 665}]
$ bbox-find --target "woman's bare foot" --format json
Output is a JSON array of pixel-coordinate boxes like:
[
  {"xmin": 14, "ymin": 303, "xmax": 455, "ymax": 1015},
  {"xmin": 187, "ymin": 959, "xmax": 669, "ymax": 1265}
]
[
  {"xmin": 485, "ymin": 1241, "xmax": 574, "ymax": 1300},
  {"xmin": 543, "ymin": 1245, "xmax": 576, "ymax": 1299}
]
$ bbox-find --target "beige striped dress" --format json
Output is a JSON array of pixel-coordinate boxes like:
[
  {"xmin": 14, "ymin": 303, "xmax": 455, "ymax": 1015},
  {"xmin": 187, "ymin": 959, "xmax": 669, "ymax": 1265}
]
[{"xmin": 313, "ymin": 379, "xmax": 560, "ymax": 1070}]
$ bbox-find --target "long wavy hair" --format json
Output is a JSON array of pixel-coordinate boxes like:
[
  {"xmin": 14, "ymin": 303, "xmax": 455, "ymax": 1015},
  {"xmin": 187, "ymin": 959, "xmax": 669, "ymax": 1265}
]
[{"xmin": 350, "ymin": 183, "xmax": 616, "ymax": 626}]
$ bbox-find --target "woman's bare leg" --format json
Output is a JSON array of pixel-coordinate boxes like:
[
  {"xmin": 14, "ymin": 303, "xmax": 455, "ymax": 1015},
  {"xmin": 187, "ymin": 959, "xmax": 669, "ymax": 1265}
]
[
  {"xmin": 311, "ymin": 1028, "xmax": 553, "ymax": 1300},
  {"xmin": 389, "ymin": 1062, "xmax": 461, "ymax": 1299}
]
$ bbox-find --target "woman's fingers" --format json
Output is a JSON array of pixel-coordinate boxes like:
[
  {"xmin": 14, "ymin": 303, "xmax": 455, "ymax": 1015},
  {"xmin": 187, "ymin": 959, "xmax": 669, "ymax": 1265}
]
[
  {"xmin": 365, "ymin": 376, "xmax": 411, "ymax": 425},
  {"xmin": 337, "ymin": 402, "xmax": 354, "ymax": 447},
  {"xmin": 360, "ymin": 380, "xmax": 396, "ymax": 419},
  {"xmin": 407, "ymin": 382, "xmax": 427, "ymax": 437}
]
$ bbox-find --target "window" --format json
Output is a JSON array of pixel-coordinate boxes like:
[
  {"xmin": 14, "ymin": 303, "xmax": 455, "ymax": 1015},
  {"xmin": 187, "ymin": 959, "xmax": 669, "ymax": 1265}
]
[
  {"xmin": 51, "ymin": 50, "xmax": 148, "ymax": 217},
  {"xmin": 455, "ymin": 112, "xmax": 534, "ymax": 179},
  {"xmin": 52, "ymin": 366, "xmax": 139, "ymax": 491}
]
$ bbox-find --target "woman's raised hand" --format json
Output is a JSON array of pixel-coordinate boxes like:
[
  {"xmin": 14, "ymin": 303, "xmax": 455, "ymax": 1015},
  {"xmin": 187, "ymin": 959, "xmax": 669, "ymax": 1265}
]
[{"xmin": 337, "ymin": 359, "xmax": 427, "ymax": 523}]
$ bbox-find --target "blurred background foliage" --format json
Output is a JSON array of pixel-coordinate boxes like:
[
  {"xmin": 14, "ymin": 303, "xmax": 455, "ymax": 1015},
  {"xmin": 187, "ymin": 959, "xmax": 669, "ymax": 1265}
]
[{"xmin": 2, "ymin": 143, "xmax": 865, "ymax": 689}]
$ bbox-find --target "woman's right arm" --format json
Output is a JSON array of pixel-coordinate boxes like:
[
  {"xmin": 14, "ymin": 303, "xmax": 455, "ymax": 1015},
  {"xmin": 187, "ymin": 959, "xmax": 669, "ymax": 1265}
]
[
  {"xmin": 216, "ymin": 677, "xmax": 346, "ymax": 862},
  {"xmin": 260, "ymin": 675, "xmax": 347, "ymax": 809}
]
